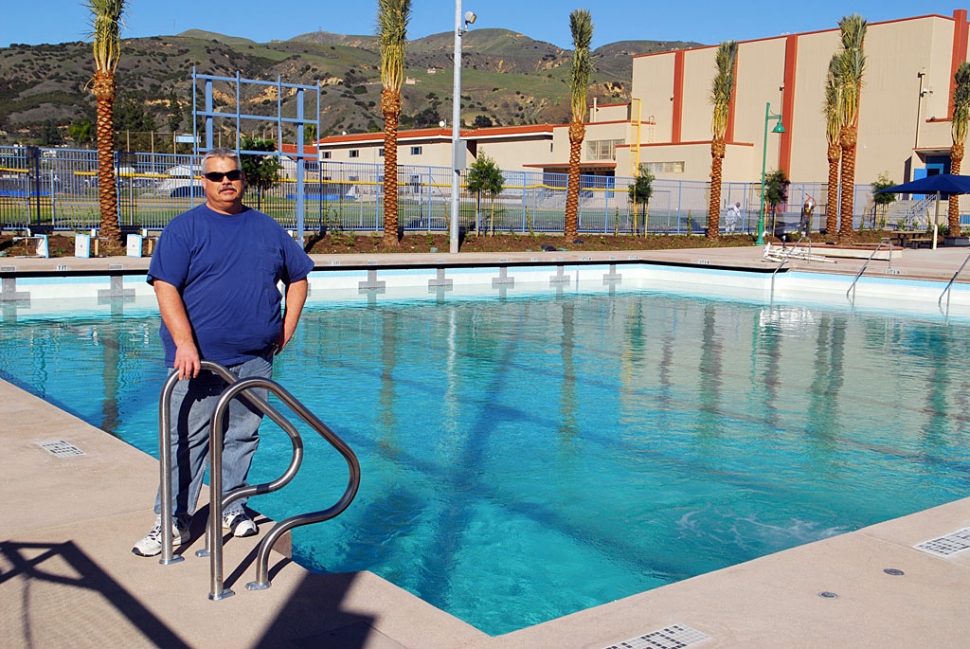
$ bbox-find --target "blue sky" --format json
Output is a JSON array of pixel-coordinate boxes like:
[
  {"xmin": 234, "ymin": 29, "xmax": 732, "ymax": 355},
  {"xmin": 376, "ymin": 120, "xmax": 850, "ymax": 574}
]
[{"xmin": 1, "ymin": 1, "xmax": 966, "ymax": 50}]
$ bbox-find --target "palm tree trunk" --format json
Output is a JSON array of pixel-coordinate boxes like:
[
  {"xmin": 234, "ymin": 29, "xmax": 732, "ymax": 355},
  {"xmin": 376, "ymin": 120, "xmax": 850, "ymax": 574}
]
[
  {"xmin": 381, "ymin": 89, "xmax": 401, "ymax": 246},
  {"xmin": 949, "ymin": 145, "xmax": 964, "ymax": 237},
  {"xmin": 93, "ymin": 70, "xmax": 121, "ymax": 246},
  {"xmin": 707, "ymin": 139, "xmax": 724, "ymax": 238},
  {"xmin": 839, "ymin": 127, "xmax": 858, "ymax": 237},
  {"xmin": 826, "ymin": 144, "xmax": 840, "ymax": 236},
  {"xmin": 564, "ymin": 121, "xmax": 584, "ymax": 240}
]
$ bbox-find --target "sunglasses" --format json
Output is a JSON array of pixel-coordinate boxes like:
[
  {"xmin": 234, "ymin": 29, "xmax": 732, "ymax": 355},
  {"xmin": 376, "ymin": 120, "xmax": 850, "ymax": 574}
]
[{"xmin": 203, "ymin": 169, "xmax": 243, "ymax": 182}]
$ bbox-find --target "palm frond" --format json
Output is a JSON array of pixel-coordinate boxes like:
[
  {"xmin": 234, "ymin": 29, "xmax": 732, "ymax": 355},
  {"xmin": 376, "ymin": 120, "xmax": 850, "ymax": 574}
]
[
  {"xmin": 568, "ymin": 9, "xmax": 594, "ymax": 122},
  {"xmin": 823, "ymin": 54, "xmax": 842, "ymax": 145},
  {"xmin": 953, "ymin": 61, "xmax": 970, "ymax": 144},
  {"xmin": 85, "ymin": 0, "xmax": 126, "ymax": 73},
  {"xmin": 838, "ymin": 14, "xmax": 867, "ymax": 50},
  {"xmin": 709, "ymin": 41, "xmax": 737, "ymax": 138},
  {"xmin": 836, "ymin": 15, "xmax": 867, "ymax": 130},
  {"xmin": 377, "ymin": 0, "xmax": 412, "ymax": 90}
]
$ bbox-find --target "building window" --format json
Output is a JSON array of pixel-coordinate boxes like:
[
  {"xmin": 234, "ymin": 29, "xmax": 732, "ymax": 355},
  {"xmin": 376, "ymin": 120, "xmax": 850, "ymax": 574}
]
[
  {"xmin": 349, "ymin": 150, "xmax": 360, "ymax": 159},
  {"xmin": 379, "ymin": 148, "xmax": 385, "ymax": 157},
  {"xmin": 586, "ymin": 139, "xmax": 624, "ymax": 161},
  {"xmin": 410, "ymin": 146, "xmax": 423, "ymax": 155},
  {"xmin": 642, "ymin": 161, "xmax": 685, "ymax": 174},
  {"xmin": 321, "ymin": 151, "xmax": 332, "ymax": 159}
]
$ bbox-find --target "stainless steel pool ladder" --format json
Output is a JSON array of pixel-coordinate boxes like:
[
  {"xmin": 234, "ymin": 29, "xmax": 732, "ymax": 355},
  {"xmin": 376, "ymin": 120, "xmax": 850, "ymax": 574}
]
[
  {"xmin": 846, "ymin": 238, "xmax": 895, "ymax": 301},
  {"xmin": 938, "ymin": 248, "xmax": 970, "ymax": 314},
  {"xmin": 156, "ymin": 360, "xmax": 361, "ymax": 601}
]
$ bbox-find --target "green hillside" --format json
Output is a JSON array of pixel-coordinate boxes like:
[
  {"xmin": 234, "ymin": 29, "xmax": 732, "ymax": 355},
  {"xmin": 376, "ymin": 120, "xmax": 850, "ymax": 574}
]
[{"xmin": 0, "ymin": 29, "xmax": 702, "ymax": 149}]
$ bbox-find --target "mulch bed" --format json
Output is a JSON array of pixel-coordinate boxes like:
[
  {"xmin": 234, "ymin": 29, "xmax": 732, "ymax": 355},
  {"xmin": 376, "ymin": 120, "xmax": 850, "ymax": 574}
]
[{"xmin": 0, "ymin": 230, "xmax": 890, "ymax": 258}]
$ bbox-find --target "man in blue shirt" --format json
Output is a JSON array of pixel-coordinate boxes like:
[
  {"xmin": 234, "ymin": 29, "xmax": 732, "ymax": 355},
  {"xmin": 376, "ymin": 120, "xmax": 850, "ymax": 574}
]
[{"xmin": 133, "ymin": 148, "xmax": 314, "ymax": 557}]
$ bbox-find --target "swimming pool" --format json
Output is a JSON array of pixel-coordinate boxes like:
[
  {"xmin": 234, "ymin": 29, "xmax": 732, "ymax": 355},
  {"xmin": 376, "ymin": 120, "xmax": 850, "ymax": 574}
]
[{"xmin": 2, "ymin": 268, "xmax": 970, "ymax": 635}]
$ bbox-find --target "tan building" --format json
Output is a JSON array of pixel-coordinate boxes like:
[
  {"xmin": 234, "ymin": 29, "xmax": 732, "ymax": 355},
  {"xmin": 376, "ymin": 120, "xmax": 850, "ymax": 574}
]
[
  {"xmin": 624, "ymin": 8, "xmax": 970, "ymax": 189},
  {"xmin": 314, "ymin": 107, "xmax": 639, "ymax": 182},
  {"xmin": 312, "ymin": 8, "xmax": 970, "ymax": 227}
]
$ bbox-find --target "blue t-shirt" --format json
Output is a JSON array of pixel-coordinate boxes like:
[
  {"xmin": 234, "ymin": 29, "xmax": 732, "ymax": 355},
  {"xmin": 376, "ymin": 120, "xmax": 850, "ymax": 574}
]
[{"xmin": 147, "ymin": 204, "xmax": 315, "ymax": 366}]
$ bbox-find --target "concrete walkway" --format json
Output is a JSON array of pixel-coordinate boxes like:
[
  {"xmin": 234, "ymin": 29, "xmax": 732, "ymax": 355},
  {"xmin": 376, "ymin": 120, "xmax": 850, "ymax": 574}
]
[{"xmin": 4, "ymin": 244, "xmax": 970, "ymax": 648}]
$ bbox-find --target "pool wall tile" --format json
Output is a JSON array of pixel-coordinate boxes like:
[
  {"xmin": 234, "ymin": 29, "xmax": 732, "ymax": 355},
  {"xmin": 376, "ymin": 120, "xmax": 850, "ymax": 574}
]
[{"xmin": 8, "ymin": 265, "xmax": 970, "ymax": 321}]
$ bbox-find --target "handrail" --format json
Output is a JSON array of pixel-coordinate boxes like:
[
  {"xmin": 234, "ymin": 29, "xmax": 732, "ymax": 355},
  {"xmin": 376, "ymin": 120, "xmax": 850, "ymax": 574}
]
[
  {"xmin": 207, "ymin": 377, "xmax": 361, "ymax": 600},
  {"xmin": 938, "ymin": 248, "xmax": 970, "ymax": 313},
  {"xmin": 157, "ymin": 362, "xmax": 242, "ymax": 565},
  {"xmin": 157, "ymin": 360, "xmax": 302, "ymax": 567},
  {"xmin": 846, "ymin": 237, "xmax": 894, "ymax": 301},
  {"xmin": 157, "ymin": 361, "xmax": 361, "ymax": 602}
]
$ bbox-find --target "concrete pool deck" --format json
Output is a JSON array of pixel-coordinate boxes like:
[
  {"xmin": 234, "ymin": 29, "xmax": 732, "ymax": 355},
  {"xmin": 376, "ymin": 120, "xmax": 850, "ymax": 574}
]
[{"xmin": 4, "ymin": 243, "xmax": 970, "ymax": 648}]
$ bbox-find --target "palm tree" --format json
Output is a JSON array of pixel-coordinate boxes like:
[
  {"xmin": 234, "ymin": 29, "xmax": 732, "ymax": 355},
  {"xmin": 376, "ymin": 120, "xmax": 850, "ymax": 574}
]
[
  {"xmin": 823, "ymin": 54, "xmax": 842, "ymax": 236},
  {"xmin": 564, "ymin": 9, "xmax": 593, "ymax": 242},
  {"xmin": 707, "ymin": 40, "xmax": 738, "ymax": 239},
  {"xmin": 466, "ymin": 153, "xmax": 505, "ymax": 235},
  {"xmin": 628, "ymin": 168, "xmax": 654, "ymax": 235},
  {"xmin": 86, "ymin": 0, "xmax": 126, "ymax": 248},
  {"xmin": 836, "ymin": 14, "xmax": 867, "ymax": 237},
  {"xmin": 378, "ymin": 0, "xmax": 412, "ymax": 247},
  {"xmin": 948, "ymin": 61, "xmax": 970, "ymax": 237}
]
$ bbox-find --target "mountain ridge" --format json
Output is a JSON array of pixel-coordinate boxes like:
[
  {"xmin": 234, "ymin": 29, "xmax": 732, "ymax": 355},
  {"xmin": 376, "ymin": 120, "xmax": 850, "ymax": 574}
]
[{"xmin": 0, "ymin": 28, "xmax": 703, "ymax": 148}]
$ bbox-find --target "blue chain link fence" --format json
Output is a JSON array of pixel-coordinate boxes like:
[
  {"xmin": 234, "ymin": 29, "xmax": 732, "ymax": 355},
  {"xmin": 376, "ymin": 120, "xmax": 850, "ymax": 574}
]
[{"xmin": 0, "ymin": 145, "xmax": 904, "ymax": 236}]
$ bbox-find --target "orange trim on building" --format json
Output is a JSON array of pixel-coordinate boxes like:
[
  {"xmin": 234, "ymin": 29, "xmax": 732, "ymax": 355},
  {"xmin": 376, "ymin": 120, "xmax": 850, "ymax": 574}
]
[
  {"xmin": 632, "ymin": 140, "xmax": 755, "ymax": 148},
  {"xmin": 631, "ymin": 13, "xmax": 959, "ymax": 59},
  {"xmin": 779, "ymin": 34, "xmax": 798, "ymax": 176},
  {"xmin": 279, "ymin": 144, "xmax": 318, "ymax": 156},
  {"xmin": 524, "ymin": 162, "xmax": 616, "ymax": 169},
  {"xmin": 672, "ymin": 50, "xmax": 685, "ymax": 144},
  {"xmin": 317, "ymin": 124, "xmax": 557, "ymax": 147},
  {"xmin": 948, "ymin": 9, "xmax": 969, "ymax": 120}
]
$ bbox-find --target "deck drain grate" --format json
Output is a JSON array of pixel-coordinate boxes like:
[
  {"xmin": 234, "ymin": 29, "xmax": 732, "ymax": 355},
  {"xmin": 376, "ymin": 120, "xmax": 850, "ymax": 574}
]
[
  {"xmin": 38, "ymin": 440, "xmax": 85, "ymax": 458},
  {"xmin": 915, "ymin": 527, "xmax": 970, "ymax": 556},
  {"xmin": 603, "ymin": 623, "xmax": 710, "ymax": 649}
]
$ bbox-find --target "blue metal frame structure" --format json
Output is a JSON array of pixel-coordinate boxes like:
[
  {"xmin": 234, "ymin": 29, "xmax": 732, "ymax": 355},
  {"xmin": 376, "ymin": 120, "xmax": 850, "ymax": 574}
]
[{"xmin": 191, "ymin": 69, "xmax": 320, "ymax": 240}]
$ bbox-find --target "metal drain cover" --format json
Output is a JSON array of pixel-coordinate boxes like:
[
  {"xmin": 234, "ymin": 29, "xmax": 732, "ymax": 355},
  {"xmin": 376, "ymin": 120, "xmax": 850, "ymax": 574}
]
[
  {"xmin": 915, "ymin": 527, "xmax": 970, "ymax": 557},
  {"xmin": 38, "ymin": 440, "xmax": 85, "ymax": 458},
  {"xmin": 603, "ymin": 623, "xmax": 710, "ymax": 649}
]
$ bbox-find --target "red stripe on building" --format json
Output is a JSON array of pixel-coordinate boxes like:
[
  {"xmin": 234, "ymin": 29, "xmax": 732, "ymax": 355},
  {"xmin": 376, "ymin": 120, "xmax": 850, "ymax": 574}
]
[
  {"xmin": 779, "ymin": 34, "xmax": 798, "ymax": 176},
  {"xmin": 672, "ymin": 50, "xmax": 685, "ymax": 144},
  {"xmin": 949, "ymin": 9, "xmax": 969, "ymax": 120}
]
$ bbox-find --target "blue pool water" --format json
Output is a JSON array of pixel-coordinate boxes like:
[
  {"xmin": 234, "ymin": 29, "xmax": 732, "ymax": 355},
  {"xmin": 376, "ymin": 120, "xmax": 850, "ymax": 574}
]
[{"xmin": 3, "ymin": 286, "xmax": 970, "ymax": 635}]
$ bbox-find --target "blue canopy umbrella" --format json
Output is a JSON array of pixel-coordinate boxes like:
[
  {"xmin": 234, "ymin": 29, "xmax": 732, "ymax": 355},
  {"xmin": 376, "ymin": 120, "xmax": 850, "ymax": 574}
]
[
  {"xmin": 876, "ymin": 173, "xmax": 970, "ymax": 196},
  {"xmin": 876, "ymin": 174, "xmax": 970, "ymax": 244}
]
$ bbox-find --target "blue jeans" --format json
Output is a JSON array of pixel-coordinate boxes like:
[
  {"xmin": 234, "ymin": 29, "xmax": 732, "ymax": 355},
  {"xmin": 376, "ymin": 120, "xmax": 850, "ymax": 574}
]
[{"xmin": 154, "ymin": 354, "xmax": 273, "ymax": 520}]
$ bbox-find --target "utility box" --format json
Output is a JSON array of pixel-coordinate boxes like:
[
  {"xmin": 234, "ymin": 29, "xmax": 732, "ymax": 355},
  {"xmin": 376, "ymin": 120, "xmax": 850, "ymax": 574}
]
[
  {"xmin": 75, "ymin": 233, "xmax": 91, "ymax": 258},
  {"xmin": 126, "ymin": 234, "xmax": 143, "ymax": 258}
]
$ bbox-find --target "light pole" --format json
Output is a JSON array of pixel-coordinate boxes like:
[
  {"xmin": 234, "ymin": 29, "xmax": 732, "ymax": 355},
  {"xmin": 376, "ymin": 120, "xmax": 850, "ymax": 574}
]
[
  {"xmin": 449, "ymin": 4, "xmax": 476, "ymax": 254},
  {"xmin": 756, "ymin": 101, "xmax": 785, "ymax": 245}
]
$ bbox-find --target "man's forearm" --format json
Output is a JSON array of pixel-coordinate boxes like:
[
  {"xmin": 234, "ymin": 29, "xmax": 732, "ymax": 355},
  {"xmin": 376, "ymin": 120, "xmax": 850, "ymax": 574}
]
[
  {"xmin": 154, "ymin": 279, "xmax": 200, "ymax": 378},
  {"xmin": 278, "ymin": 279, "xmax": 308, "ymax": 352}
]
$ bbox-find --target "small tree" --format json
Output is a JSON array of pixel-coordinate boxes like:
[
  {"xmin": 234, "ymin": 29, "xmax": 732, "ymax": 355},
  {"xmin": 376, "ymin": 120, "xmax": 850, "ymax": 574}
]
[
  {"xmin": 871, "ymin": 172, "xmax": 897, "ymax": 228},
  {"xmin": 764, "ymin": 169, "xmax": 790, "ymax": 235},
  {"xmin": 466, "ymin": 153, "xmax": 504, "ymax": 236},
  {"xmin": 628, "ymin": 168, "xmax": 654, "ymax": 236},
  {"xmin": 240, "ymin": 135, "xmax": 282, "ymax": 211}
]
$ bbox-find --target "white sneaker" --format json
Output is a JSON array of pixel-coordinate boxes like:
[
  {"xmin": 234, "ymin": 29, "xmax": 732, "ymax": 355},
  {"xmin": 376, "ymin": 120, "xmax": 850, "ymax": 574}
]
[
  {"xmin": 223, "ymin": 511, "xmax": 258, "ymax": 538},
  {"xmin": 132, "ymin": 515, "xmax": 189, "ymax": 557}
]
